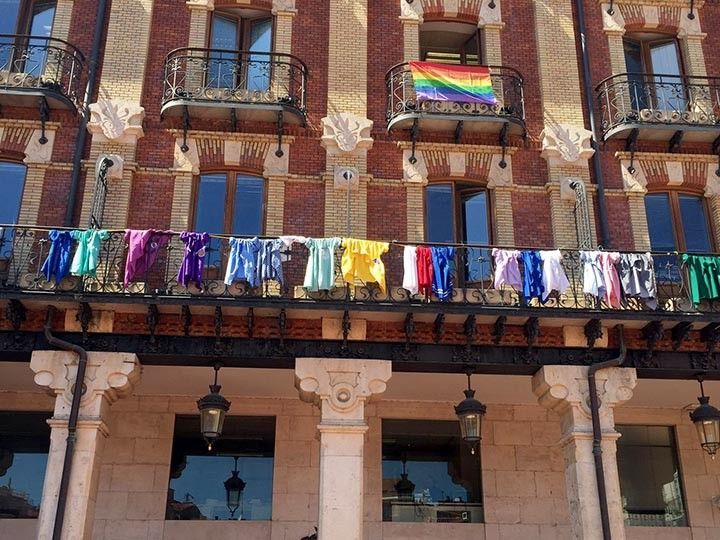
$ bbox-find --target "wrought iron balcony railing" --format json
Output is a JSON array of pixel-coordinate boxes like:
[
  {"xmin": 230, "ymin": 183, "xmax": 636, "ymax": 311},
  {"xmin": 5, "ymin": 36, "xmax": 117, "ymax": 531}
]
[
  {"xmin": 385, "ymin": 63, "xmax": 526, "ymax": 136},
  {"xmin": 596, "ymin": 73, "xmax": 720, "ymax": 141},
  {"xmin": 0, "ymin": 225, "xmax": 716, "ymax": 317},
  {"xmin": 161, "ymin": 47, "xmax": 308, "ymax": 125},
  {"xmin": 0, "ymin": 34, "xmax": 84, "ymax": 109}
]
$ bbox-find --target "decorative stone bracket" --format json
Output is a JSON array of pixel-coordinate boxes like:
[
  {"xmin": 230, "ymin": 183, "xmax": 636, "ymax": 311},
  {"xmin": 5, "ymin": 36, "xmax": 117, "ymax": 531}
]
[
  {"xmin": 321, "ymin": 113, "xmax": 374, "ymax": 157},
  {"xmin": 97, "ymin": 154, "xmax": 124, "ymax": 180},
  {"xmin": 617, "ymin": 151, "xmax": 719, "ymax": 195},
  {"xmin": 400, "ymin": 0, "xmax": 503, "ymax": 27},
  {"xmin": 601, "ymin": 2, "xmax": 704, "ymax": 38},
  {"xmin": 88, "ymin": 99, "xmax": 145, "ymax": 145},
  {"xmin": 541, "ymin": 123, "xmax": 594, "ymax": 168}
]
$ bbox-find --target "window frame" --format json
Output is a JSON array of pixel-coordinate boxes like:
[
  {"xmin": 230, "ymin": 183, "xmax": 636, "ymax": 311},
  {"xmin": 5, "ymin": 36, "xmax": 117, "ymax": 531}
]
[
  {"xmin": 419, "ymin": 19, "xmax": 484, "ymax": 66},
  {"xmin": 190, "ymin": 171, "xmax": 268, "ymax": 236},
  {"xmin": 423, "ymin": 181, "xmax": 494, "ymax": 246},
  {"xmin": 645, "ymin": 189, "xmax": 715, "ymax": 253},
  {"xmin": 622, "ymin": 35, "xmax": 685, "ymax": 76},
  {"xmin": 15, "ymin": 0, "xmax": 56, "ymax": 36},
  {"xmin": 208, "ymin": 10, "xmax": 274, "ymax": 52}
]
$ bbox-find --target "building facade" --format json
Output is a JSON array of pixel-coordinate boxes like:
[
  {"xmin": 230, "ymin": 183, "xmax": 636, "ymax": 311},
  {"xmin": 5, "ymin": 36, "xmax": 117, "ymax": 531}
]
[{"xmin": 1, "ymin": 0, "xmax": 720, "ymax": 539}]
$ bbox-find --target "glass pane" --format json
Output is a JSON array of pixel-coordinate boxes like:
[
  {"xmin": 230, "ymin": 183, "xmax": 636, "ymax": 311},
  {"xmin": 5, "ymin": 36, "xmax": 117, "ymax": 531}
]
[
  {"xmin": 26, "ymin": 3, "xmax": 56, "ymax": 76},
  {"xmin": 231, "ymin": 175, "xmax": 264, "ymax": 236},
  {"xmin": 645, "ymin": 194, "xmax": 676, "ymax": 252},
  {"xmin": 0, "ymin": 162, "xmax": 26, "ymax": 257},
  {"xmin": 195, "ymin": 174, "xmax": 227, "ymax": 268},
  {"xmin": 247, "ymin": 18, "xmax": 271, "ymax": 92},
  {"xmin": 617, "ymin": 425, "xmax": 687, "ymax": 528},
  {"xmin": 426, "ymin": 184, "xmax": 454, "ymax": 243},
  {"xmin": 382, "ymin": 419, "xmax": 482, "ymax": 523},
  {"xmin": 678, "ymin": 195, "xmax": 711, "ymax": 253},
  {"xmin": 623, "ymin": 39, "xmax": 648, "ymax": 111},
  {"xmin": 650, "ymin": 41, "xmax": 685, "ymax": 111},
  {"xmin": 0, "ymin": 0, "xmax": 21, "ymax": 34},
  {"xmin": 167, "ymin": 416, "xmax": 275, "ymax": 521},
  {"xmin": 0, "ymin": 412, "xmax": 51, "ymax": 519},
  {"xmin": 209, "ymin": 15, "xmax": 239, "ymax": 89},
  {"xmin": 462, "ymin": 191, "xmax": 490, "ymax": 281}
]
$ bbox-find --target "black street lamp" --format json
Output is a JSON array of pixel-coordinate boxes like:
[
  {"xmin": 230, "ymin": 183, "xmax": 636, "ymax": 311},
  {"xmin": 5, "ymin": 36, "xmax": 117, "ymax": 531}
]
[
  {"xmin": 197, "ymin": 363, "xmax": 231, "ymax": 451},
  {"xmin": 394, "ymin": 452, "xmax": 415, "ymax": 502},
  {"xmin": 689, "ymin": 376, "xmax": 720, "ymax": 459},
  {"xmin": 454, "ymin": 371, "xmax": 486, "ymax": 454},
  {"xmin": 224, "ymin": 456, "xmax": 246, "ymax": 519}
]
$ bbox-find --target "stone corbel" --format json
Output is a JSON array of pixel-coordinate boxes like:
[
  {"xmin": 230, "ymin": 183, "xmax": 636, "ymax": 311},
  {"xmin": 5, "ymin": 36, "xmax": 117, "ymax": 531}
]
[
  {"xmin": 97, "ymin": 154, "xmax": 124, "ymax": 180},
  {"xmin": 173, "ymin": 137, "xmax": 200, "ymax": 174},
  {"xmin": 333, "ymin": 165, "xmax": 360, "ymax": 190},
  {"xmin": 263, "ymin": 143, "xmax": 290, "ymax": 176},
  {"xmin": 295, "ymin": 358, "xmax": 392, "ymax": 423},
  {"xmin": 402, "ymin": 149, "xmax": 428, "ymax": 183},
  {"xmin": 321, "ymin": 112, "xmax": 374, "ymax": 157},
  {"xmin": 560, "ymin": 177, "xmax": 584, "ymax": 201},
  {"xmin": 678, "ymin": 8, "xmax": 705, "ymax": 39},
  {"xmin": 487, "ymin": 154, "xmax": 512, "ymax": 188},
  {"xmin": 399, "ymin": 0, "xmax": 423, "ymax": 22},
  {"xmin": 601, "ymin": 3, "xmax": 625, "ymax": 34},
  {"xmin": 541, "ymin": 123, "xmax": 595, "ymax": 167},
  {"xmin": 88, "ymin": 99, "xmax": 145, "ymax": 145},
  {"xmin": 23, "ymin": 128, "xmax": 55, "ymax": 165},
  {"xmin": 186, "ymin": 0, "xmax": 214, "ymax": 9},
  {"xmin": 272, "ymin": 0, "xmax": 297, "ymax": 15},
  {"xmin": 478, "ymin": 0, "xmax": 503, "ymax": 29},
  {"xmin": 620, "ymin": 159, "xmax": 647, "ymax": 193}
]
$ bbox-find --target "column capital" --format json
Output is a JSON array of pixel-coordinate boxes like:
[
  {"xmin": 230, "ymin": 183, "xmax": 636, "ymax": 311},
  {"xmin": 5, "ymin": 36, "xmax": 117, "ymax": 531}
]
[
  {"xmin": 295, "ymin": 358, "xmax": 391, "ymax": 423},
  {"xmin": 186, "ymin": 0, "xmax": 214, "ymax": 10},
  {"xmin": 532, "ymin": 365, "xmax": 636, "ymax": 433},
  {"xmin": 31, "ymin": 351, "xmax": 141, "ymax": 418}
]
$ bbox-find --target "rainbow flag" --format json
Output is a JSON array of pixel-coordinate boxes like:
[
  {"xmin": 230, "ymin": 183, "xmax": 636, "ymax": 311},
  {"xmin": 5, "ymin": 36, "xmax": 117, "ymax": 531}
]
[{"xmin": 409, "ymin": 61, "xmax": 497, "ymax": 106}]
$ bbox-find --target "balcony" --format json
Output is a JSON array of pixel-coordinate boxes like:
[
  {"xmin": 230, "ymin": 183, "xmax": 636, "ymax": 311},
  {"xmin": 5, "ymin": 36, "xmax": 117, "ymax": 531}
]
[
  {"xmin": 596, "ymin": 73, "xmax": 720, "ymax": 143},
  {"xmin": 161, "ymin": 47, "xmax": 308, "ymax": 127},
  {"xmin": 0, "ymin": 35, "xmax": 84, "ymax": 111},
  {"xmin": 0, "ymin": 225, "xmax": 717, "ymax": 323},
  {"xmin": 385, "ymin": 63, "xmax": 525, "ymax": 139}
]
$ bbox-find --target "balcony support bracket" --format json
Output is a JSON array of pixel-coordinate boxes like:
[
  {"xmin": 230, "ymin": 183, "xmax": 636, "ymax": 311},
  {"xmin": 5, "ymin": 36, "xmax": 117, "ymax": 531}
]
[
  {"xmin": 180, "ymin": 106, "xmax": 190, "ymax": 153},
  {"xmin": 671, "ymin": 321, "xmax": 693, "ymax": 351},
  {"xmin": 38, "ymin": 97, "xmax": 50, "ymax": 145},
  {"xmin": 626, "ymin": 128, "xmax": 639, "ymax": 174},
  {"xmin": 499, "ymin": 122, "xmax": 509, "ymax": 169},
  {"xmin": 275, "ymin": 111, "xmax": 284, "ymax": 158},
  {"xmin": 454, "ymin": 120, "xmax": 464, "ymax": 144},
  {"xmin": 668, "ymin": 130, "xmax": 683, "ymax": 154},
  {"xmin": 409, "ymin": 118, "xmax": 419, "ymax": 164},
  {"xmin": 712, "ymin": 135, "xmax": 720, "ymax": 177},
  {"xmin": 433, "ymin": 313, "xmax": 445, "ymax": 343},
  {"xmin": 493, "ymin": 315, "xmax": 507, "ymax": 344},
  {"xmin": 230, "ymin": 108, "xmax": 237, "ymax": 133}
]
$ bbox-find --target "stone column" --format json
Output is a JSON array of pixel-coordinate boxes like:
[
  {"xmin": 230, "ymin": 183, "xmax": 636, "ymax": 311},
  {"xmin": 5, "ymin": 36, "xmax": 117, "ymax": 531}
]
[
  {"xmin": 30, "ymin": 351, "xmax": 141, "ymax": 540},
  {"xmin": 295, "ymin": 358, "xmax": 391, "ymax": 540},
  {"xmin": 533, "ymin": 365, "xmax": 637, "ymax": 540}
]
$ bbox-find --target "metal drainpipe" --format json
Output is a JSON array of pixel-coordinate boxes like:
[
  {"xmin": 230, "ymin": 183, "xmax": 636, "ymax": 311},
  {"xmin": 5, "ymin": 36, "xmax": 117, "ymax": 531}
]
[
  {"xmin": 43, "ymin": 306, "xmax": 89, "ymax": 540},
  {"xmin": 587, "ymin": 324, "xmax": 627, "ymax": 540},
  {"xmin": 574, "ymin": 0, "xmax": 612, "ymax": 248},
  {"xmin": 63, "ymin": 0, "xmax": 110, "ymax": 227}
]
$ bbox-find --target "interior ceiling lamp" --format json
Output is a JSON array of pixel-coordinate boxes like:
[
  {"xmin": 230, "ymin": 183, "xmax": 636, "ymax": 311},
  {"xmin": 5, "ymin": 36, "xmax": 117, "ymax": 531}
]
[{"xmin": 197, "ymin": 363, "xmax": 231, "ymax": 451}]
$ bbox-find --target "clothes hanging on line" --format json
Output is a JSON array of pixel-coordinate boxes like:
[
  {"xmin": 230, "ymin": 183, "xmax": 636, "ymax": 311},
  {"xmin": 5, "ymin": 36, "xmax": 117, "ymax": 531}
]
[
  {"xmin": 416, "ymin": 246, "xmax": 434, "ymax": 296},
  {"xmin": 257, "ymin": 238, "xmax": 284, "ymax": 286},
  {"xmin": 225, "ymin": 237, "xmax": 261, "ymax": 287},
  {"xmin": 492, "ymin": 248, "xmax": 521, "ymax": 290},
  {"xmin": 580, "ymin": 250, "xmax": 622, "ymax": 308},
  {"xmin": 341, "ymin": 238, "xmax": 390, "ymax": 293},
  {"xmin": 123, "ymin": 229, "xmax": 171, "ymax": 287},
  {"xmin": 618, "ymin": 253, "xmax": 657, "ymax": 309},
  {"xmin": 539, "ymin": 250, "xmax": 570, "ymax": 302},
  {"xmin": 521, "ymin": 250, "xmax": 544, "ymax": 302},
  {"xmin": 431, "ymin": 246, "xmax": 455, "ymax": 301},
  {"xmin": 402, "ymin": 245, "xmax": 419, "ymax": 295},
  {"xmin": 177, "ymin": 231, "xmax": 210, "ymax": 288},
  {"xmin": 303, "ymin": 237, "xmax": 341, "ymax": 291},
  {"xmin": 40, "ymin": 230, "xmax": 74, "ymax": 283},
  {"xmin": 70, "ymin": 229, "xmax": 109, "ymax": 277},
  {"xmin": 682, "ymin": 254, "xmax": 720, "ymax": 305}
]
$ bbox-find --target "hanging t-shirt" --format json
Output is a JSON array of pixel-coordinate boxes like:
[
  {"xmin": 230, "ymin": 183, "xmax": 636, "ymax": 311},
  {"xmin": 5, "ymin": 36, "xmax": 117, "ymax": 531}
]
[
  {"xmin": 521, "ymin": 250, "xmax": 544, "ymax": 302},
  {"xmin": 257, "ymin": 239, "xmax": 284, "ymax": 285},
  {"xmin": 682, "ymin": 254, "xmax": 720, "ymax": 305},
  {"xmin": 416, "ymin": 246, "xmax": 434, "ymax": 296},
  {"xmin": 618, "ymin": 253, "xmax": 657, "ymax": 309},
  {"xmin": 431, "ymin": 246, "xmax": 455, "ymax": 301},
  {"xmin": 303, "ymin": 237, "xmax": 341, "ymax": 291},
  {"xmin": 40, "ymin": 230, "xmax": 74, "ymax": 283},
  {"xmin": 402, "ymin": 245, "xmax": 419, "ymax": 295},
  {"xmin": 177, "ymin": 232, "xmax": 210, "ymax": 288},
  {"xmin": 225, "ymin": 237, "xmax": 262, "ymax": 287},
  {"xmin": 492, "ymin": 248, "xmax": 522, "ymax": 290},
  {"xmin": 123, "ymin": 229, "xmax": 171, "ymax": 287},
  {"xmin": 70, "ymin": 229, "xmax": 110, "ymax": 277},
  {"xmin": 539, "ymin": 250, "xmax": 570, "ymax": 302},
  {"xmin": 341, "ymin": 238, "xmax": 390, "ymax": 293}
]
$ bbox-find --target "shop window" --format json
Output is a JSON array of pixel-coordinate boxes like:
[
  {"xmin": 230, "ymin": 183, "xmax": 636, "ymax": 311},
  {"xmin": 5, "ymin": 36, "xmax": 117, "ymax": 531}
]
[
  {"xmin": 166, "ymin": 415, "xmax": 275, "ymax": 521},
  {"xmin": 623, "ymin": 35, "xmax": 685, "ymax": 112},
  {"xmin": 617, "ymin": 425, "xmax": 687, "ymax": 527},
  {"xmin": 425, "ymin": 183, "xmax": 491, "ymax": 281},
  {"xmin": 0, "ymin": 162, "xmax": 27, "ymax": 257},
  {"xmin": 0, "ymin": 412, "xmax": 51, "ymax": 519},
  {"xmin": 419, "ymin": 21, "xmax": 482, "ymax": 65},
  {"xmin": 208, "ymin": 10, "xmax": 273, "ymax": 92},
  {"xmin": 381, "ymin": 419, "xmax": 483, "ymax": 524}
]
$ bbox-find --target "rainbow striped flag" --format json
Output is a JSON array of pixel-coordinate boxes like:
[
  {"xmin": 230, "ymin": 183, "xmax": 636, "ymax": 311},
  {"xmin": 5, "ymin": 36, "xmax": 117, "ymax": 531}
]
[{"xmin": 409, "ymin": 61, "xmax": 497, "ymax": 106}]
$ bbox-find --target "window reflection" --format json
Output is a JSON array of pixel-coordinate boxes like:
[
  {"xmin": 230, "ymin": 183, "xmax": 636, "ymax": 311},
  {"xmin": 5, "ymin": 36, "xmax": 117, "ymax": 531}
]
[
  {"xmin": 0, "ymin": 412, "xmax": 51, "ymax": 519},
  {"xmin": 382, "ymin": 419, "xmax": 483, "ymax": 523},
  {"xmin": 167, "ymin": 415, "xmax": 275, "ymax": 521}
]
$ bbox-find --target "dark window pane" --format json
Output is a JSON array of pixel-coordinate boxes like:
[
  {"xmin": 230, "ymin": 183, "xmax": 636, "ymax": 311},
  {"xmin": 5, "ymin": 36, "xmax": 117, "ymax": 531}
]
[
  {"xmin": 0, "ymin": 0, "xmax": 20, "ymax": 34},
  {"xmin": 645, "ymin": 193, "xmax": 676, "ymax": 251},
  {"xmin": 426, "ymin": 184, "xmax": 454, "ymax": 243},
  {"xmin": 462, "ymin": 191, "xmax": 490, "ymax": 281},
  {"xmin": 382, "ymin": 419, "xmax": 482, "ymax": 524},
  {"xmin": 26, "ymin": 2, "xmax": 56, "ymax": 76},
  {"xmin": 0, "ymin": 412, "xmax": 51, "ymax": 519},
  {"xmin": 231, "ymin": 175, "xmax": 264, "ymax": 236},
  {"xmin": 678, "ymin": 195, "xmax": 711, "ymax": 253},
  {"xmin": 167, "ymin": 416, "xmax": 274, "ymax": 521},
  {"xmin": 650, "ymin": 41, "xmax": 685, "ymax": 111},
  {"xmin": 248, "ymin": 18, "xmax": 272, "ymax": 92},
  {"xmin": 209, "ymin": 15, "xmax": 239, "ymax": 89},
  {"xmin": 617, "ymin": 425, "xmax": 687, "ymax": 527},
  {"xmin": 195, "ymin": 174, "xmax": 227, "ymax": 234},
  {"xmin": 0, "ymin": 162, "xmax": 26, "ymax": 225}
]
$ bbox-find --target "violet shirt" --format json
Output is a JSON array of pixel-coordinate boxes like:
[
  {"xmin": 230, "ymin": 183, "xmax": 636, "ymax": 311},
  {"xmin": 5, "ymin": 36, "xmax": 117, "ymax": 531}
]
[{"xmin": 177, "ymin": 232, "xmax": 210, "ymax": 288}]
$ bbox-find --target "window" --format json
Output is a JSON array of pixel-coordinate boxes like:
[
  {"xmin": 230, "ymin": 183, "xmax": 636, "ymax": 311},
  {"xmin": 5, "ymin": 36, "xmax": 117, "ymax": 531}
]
[
  {"xmin": 623, "ymin": 35, "xmax": 685, "ymax": 112},
  {"xmin": 425, "ymin": 183, "xmax": 491, "ymax": 281},
  {"xmin": 382, "ymin": 419, "xmax": 483, "ymax": 524},
  {"xmin": 617, "ymin": 425, "xmax": 687, "ymax": 527},
  {"xmin": 208, "ymin": 10, "xmax": 273, "ymax": 92},
  {"xmin": 166, "ymin": 415, "xmax": 275, "ymax": 521},
  {"xmin": 420, "ymin": 21, "xmax": 482, "ymax": 65},
  {"xmin": 0, "ymin": 412, "xmax": 51, "ymax": 519},
  {"xmin": 0, "ymin": 162, "xmax": 27, "ymax": 257},
  {"xmin": 645, "ymin": 192, "xmax": 712, "ymax": 253},
  {"xmin": 0, "ymin": 1, "xmax": 56, "ymax": 76}
]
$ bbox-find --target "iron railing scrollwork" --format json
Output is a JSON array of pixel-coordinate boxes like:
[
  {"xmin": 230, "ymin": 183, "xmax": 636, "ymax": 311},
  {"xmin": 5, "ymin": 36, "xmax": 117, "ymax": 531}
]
[
  {"xmin": 385, "ymin": 63, "xmax": 525, "ymax": 129},
  {"xmin": 0, "ymin": 225, "xmax": 716, "ymax": 316},
  {"xmin": 0, "ymin": 34, "xmax": 85, "ymax": 108},
  {"xmin": 596, "ymin": 72, "xmax": 720, "ymax": 138},
  {"xmin": 161, "ymin": 47, "xmax": 308, "ymax": 118}
]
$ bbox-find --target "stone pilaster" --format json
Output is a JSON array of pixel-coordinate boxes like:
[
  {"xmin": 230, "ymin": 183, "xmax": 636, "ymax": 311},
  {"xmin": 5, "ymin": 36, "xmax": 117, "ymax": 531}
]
[
  {"xmin": 30, "ymin": 351, "xmax": 141, "ymax": 540},
  {"xmin": 533, "ymin": 365, "xmax": 637, "ymax": 540},
  {"xmin": 295, "ymin": 358, "xmax": 391, "ymax": 540}
]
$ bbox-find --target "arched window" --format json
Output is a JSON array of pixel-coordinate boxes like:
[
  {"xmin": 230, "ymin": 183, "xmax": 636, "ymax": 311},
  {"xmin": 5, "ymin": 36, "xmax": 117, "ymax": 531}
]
[
  {"xmin": 419, "ymin": 21, "xmax": 482, "ymax": 65},
  {"xmin": 0, "ymin": 1, "xmax": 56, "ymax": 76},
  {"xmin": 645, "ymin": 192, "xmax": 712, "ymax": 253},
  {"xmin": 425, "ymin": 182, "xmax": 491, "ymax": 280},
  {"xmin": 0, "ymin": 161, "xmax": 27, "ymax": 256}
]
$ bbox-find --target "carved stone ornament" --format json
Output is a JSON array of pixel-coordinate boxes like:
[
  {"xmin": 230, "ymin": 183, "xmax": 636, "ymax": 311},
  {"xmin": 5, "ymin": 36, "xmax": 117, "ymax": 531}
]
[
  {"xmin": 402, "ymin": 150, "xmax": 428, "ymax": 183},
  {"xmin": 173, "ymin": 138, "xmax": 199, "ymax": 174},
  {"xmin": 333, "ymin": 165, "xmax": 360, "ymax": 190},
  {"xmin": 295, "ymin": 358, "xmax": 391, "ymax": 422},
  {"xmin": 263, "ymin": 143, "xmax": 290, "ymax": 176},
  {"xmin": 541, "ymin": 123, "xmax": 594, "ymax": 167},
  {"xmin": 97, "ymin": 154, "xmax": 124, "ymax": 180},
  {"xmin": 620, "ymin": 159, "xmax": 647, "ymax": 193},
  {"xmin": 478, "ymin": 0, "xmax": 503, "ymax": 28},
  {"xmin": 321, "ymin": 112, "xmax": 374, "ymax": 156},
  {"xmin": 487, "ymin": 154, "xmax": 513, "ymax": 188},
  {"xmin": 272, "ymin": 0, "xmax": 296, "ymax": 14},
  {"xmin": 560, "ymin": 177, "xmax": 584, "ymax": 201},
  {"xmin": 678, "ymin": 8, "xmax": 704, "ymax": 38},
  {"xmin": 399, "ymin": 0, "xmax": 423, "ymax": 21},
  {"xmin": 601, "ymin": 3, "xmax": 625, "ymax": 34},
  {"xmin": 31, "ymin": 350, "xmax": 141, "ymax": 419},
  {"xmin": 186, "ymin": 0, "xmax": 214, "ymax": 9},
  {"xmin": 23, "ymin": 128, "xmax": 55, "ymax": 164},
  {"xmin": 88, "ymin": 99, "xmax": 145, "ymax": 144}
]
